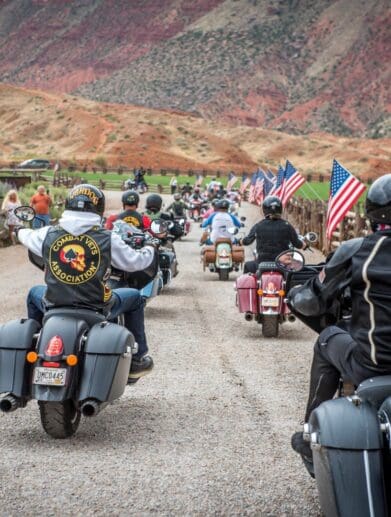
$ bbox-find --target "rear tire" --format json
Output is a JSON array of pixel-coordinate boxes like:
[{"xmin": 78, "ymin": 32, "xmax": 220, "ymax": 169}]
[
  {"xmin": 262, "ymin": 315, "xmax": 279, "ymax": 337},
  {"xmin": 39, "ymin": 400, "xmax": 81, "ymax": 439},
  {"xmin": 219, "ymin": 269, "xmax": 229, "ymax": 281}
]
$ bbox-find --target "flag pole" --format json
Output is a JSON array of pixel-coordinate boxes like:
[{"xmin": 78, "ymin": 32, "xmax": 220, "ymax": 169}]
[{"xmin": 303, "ymin": 181, "xmax": 323, "ymax": 201}]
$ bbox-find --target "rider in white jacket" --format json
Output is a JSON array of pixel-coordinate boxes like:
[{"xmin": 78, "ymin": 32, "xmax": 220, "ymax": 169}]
[{"xmin": 201, "ymin": 199, "xmax": 241, "ymax": 243}]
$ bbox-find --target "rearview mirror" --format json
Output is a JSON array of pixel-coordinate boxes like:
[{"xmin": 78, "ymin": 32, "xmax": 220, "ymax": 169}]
[
  {"xmin": 304, "ymin": 232, "xmax": 318, "ymax": 243},
  {"xmin": 275, "ymin": 250, "xmax": 305, "ymax": 272},
  {"xmin": 150, "ymin": 219, "xmax": 168, "ymax": 235},
  {"xmin": 14, "ymin": 206, "xmax": 35, "ymax": 222}
]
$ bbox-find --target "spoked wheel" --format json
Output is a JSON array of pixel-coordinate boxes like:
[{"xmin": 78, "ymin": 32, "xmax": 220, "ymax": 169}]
[
  {"xmin": 38, "ymin": 400, "xmax": 81, "ymax": 439},
  {"xmin": 218, "ymin": 269, "xmax": 229, "ymax": 281},
  {"xmin": 262, "ymin": 315, "xmax": 279, "ymax": 338}
]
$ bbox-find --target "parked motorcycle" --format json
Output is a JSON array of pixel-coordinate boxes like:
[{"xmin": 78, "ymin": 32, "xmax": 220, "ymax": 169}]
[
  {"xmin": 277, "ymin": 255, "xmax": 391, "ymax": 517},
  {"xmin": 235, "ymin": 232, "xmax": 319, "ymax": 337},
  {"xmin": 0, "ymin": 206, "xmax": 136, "ymax": 439},
  {"xmin": 202, "ymin": 225, "xmax": 245, "ymax": 281}
]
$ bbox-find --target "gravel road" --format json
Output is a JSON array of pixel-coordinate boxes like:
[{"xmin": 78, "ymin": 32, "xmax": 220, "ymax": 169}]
[{"xmin": 0, "ymin": 192, "xmax": 322, "ymax": 516}]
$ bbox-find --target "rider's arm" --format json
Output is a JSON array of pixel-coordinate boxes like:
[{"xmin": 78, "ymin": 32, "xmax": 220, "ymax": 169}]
[
  {"xmin": 17, "ymin": 226, "xmax": 50, "ymax": 257},
  {"xmin": 142, "ymin": 214, "xmax": 151, "ymax": 229},
  {"xmin": 104, "ymin": 214, "xmax": 117, "ymax": 230},
  {"xmin": 110, "ymin": 233, "xmax": 155, "ymax": 272},
  {"xmin": 288, "ymin": 238, "xmax": 363, "ymax": 316},
  {"xmin": 287, "ymin": 222, "xmax": 305, "ymax": 249},
  {"xmin": 230, "ymin": 214, "xmax": 242, "ymax": 228},
  {"xmin": 201, "ymin": 213, "xmax": 215, "ymax": 228},
  {"xmin": 241, "ymin": 223, "xmax": 257, "ymax": 246}
]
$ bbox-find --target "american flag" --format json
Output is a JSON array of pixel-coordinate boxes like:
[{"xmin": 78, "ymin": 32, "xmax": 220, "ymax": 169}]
[
  {"xmin": 226, "ymin": 171, "xmax": 238, "ymax": 191},
  {"xmin": 263, "ymin": 172, "xmax": 275, "ymax": 198},
  {"xmin": 239, "ymin": 173, "xmax": 251, "ymax": 194},
  {"xmin": 254, "ymin": 170, "xmax": 265, "ymax": 205},
  {"xmin": 265, "ymin": 169, "xmax": 276, "ymax": 185},
  {"xmin": 281, "ymin": 160, "xmax": 306, "ymax": 207},
  {"xmin": 195, "ymin": 174, "xmax": 204, "ymax": 187},
  {"xmin": 248, "ymin": 172, "xmax": 258, "ymax": 203},
  {"xmin": 271, "ymin": 165, "xmax": 286, "ymax": 198},
  {"xmin": 326, "ymin": 159, "xmax": 367, "ymax": 240}
]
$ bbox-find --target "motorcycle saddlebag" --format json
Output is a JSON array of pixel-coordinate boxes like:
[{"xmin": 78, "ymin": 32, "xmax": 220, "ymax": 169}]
[
  {"xmin": 232, "ymin": 245, "xmax": 245, "ymax": 264},
  {"xmin": 203, "ymin": 246, "xmax": 216, "ymax": 265},
  {"xmin": 0, "ymin": 318, "xmax": 41, "ymax": 397},
  {"xmin": 78, "ymin": 322, "xmax": 133, "ymax": 403},
  {"xmin": 159, "ymin": 250, "xmax": 175, "ymax": 269},
  {"xmin": 309, "ymin": 397, "xmax": 388, "ymax": 517},
  {"xmin": 235, "ymin": 274, "xmax": 258, "ymax": 314}
]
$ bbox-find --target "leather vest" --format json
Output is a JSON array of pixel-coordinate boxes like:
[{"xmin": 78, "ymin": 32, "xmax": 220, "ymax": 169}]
[
  {"xmin": 350, "ymin": 232, "xmax": 391, "ymax": 369},
  {"xmin": 117, "ymin": 209, "xmax": 143, "ymax": 229},
  {"xmin": 42, "ymin": 226, "xmax": 112, "ymax": 311}
]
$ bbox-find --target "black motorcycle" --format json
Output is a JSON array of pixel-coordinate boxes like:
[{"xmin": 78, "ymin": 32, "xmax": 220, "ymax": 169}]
[
  {"xmin": 276, "ymin": 251, "xmax": 391, "ymax": 517},
  {"xmin": 0, "ymin": 206, "xmax": 137, "ymax": 439}
]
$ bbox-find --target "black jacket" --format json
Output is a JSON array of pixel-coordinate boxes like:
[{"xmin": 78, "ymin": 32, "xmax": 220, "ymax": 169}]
[
  {"xmin": 242, "ymin": 217, "xmax": 304, "ymax": 263},
  {"xmin": 289, "ymin": 231, "xmax": 391, "ymax": 371}
]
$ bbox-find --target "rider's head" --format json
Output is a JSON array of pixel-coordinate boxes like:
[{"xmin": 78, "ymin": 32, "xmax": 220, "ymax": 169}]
[
  {"xmin": 194, "ymin": 186, "xmax": 201, "ymax": 193},
  {"xmin": 173, "ymin": 193, "xmax": 181, "ymax": 201},
  {"xmin": 262, "ymin": 196, "xmax": 282, "ymax": 219},
  {"xmin": 121, "ymin": 190, "xmax": 139, "ymax": 208},
  {"xmin": 217, "ymin": 199, "xmax": 230, "ymax": 211},
  {"xmin": 365, "ymin": 174, "xmax": 391, "ymax": 231},
  {"xmin": 145, "ymin": 194, "xmax": 163, "ymax": 214},
  {"xmin": 65, "ymin": 184, "xmax": 105, "ymax": 216}
]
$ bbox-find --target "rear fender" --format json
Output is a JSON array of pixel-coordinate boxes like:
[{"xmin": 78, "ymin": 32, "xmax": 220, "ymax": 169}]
[
  {"xmin": 259, "ymin": 271, "xmax": 284, "ymax": 314},
  {"xmin": 215, "ymin": 242, "xmax": 232, "ymax": 268},
  {"xmin": 32, "ymin": 316, "xmax": 89, "ymax": 402}
]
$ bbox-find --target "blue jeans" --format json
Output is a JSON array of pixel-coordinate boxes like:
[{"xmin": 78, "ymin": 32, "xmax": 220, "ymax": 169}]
[
  {"xmin": 26, "ymin": 285, "xmax": 148, "ymax": 358},
  {"xmin": 32, "ymin": 214, "xmax": 50, "ymax": 228}
]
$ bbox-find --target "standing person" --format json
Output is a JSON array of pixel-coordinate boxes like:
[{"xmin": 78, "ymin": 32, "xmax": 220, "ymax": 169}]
[
  {"xmin": 170, "ymin": 176, "xmax": 178, "ymax": 195},
  {"xmin": 239, "ymin": 196, "xmax": 306, "ymax": 273},
  {"xmin": 30, "ymin": 185, "xmax": 52, "ymax": 228},
  {"xmin": 1, "ymin": 189, "xmax": 21, "ymax": 244},
  {"xmin": 16, "ymin": 184, "xmax": 156, "ymax": 381}
]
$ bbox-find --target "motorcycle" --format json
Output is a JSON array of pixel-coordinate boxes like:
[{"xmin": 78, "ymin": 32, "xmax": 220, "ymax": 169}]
[
  {"xmin": 150, "ymin": 220, "xmax": 179, "ymax": 286},
  {"xmin": 0, "ymin": 206, "xmax": 136, "ymax": 439},
  {"xmin": 110, "ymin": 220, "xmax": 163, "ymax": 302},
  {"xmin": 235, "ymin": 232, "xmax": 319, "ymax": 337},
  {"xmin": 188, "ymin": 200, "xmax": 208, "ymax": 222},
  {"xmin": 276, "ymin": 254, "xmax": 391, "ymax": 517},
  {"xmin": 202, "ymin": 223, "xmax": 246, "ymax": 281}
]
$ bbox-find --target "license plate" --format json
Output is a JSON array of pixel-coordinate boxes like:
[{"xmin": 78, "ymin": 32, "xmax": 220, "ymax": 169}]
[
  {"xmin": 262, "ymin": 297, "xmax": 280, "ymax": 307},
  {"xmin": 33, "ymin": 367, "xmax": 67, "ymax": 386}
]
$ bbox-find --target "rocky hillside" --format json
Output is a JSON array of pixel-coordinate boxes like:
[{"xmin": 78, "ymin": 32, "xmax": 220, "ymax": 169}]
[{"xmin": 0, "ymin": 0, "xmax": 390, "ymax": 137}]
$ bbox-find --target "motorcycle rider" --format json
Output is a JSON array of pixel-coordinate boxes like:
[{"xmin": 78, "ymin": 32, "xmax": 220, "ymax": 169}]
[
  {"xmin": 105, "ymin": 190, "xmax": 151, "ymax": 230},
  {"xmin": 189, "ymin": 187, "xmax": 206, "ymax": 203},
  {"xmin": 240, "ymin": 196, "xmax": 306, "ymax": 274},
  {"xmin": 166, "ymin": 193, "xmax": 188, "ymax": 217},
  {"xmin": 16, "ymin": 184, "xmax": 156, "ymax": 382},
  {"xmin": 144, "ymin": 194, "xmax": 164, "ymax": 221},
  {"xmin": 201, "ymin": 199, "xmax": 241, "ymax": 244},
  {"xmin": 289, "ymin": 174, "xmax": 391, "ymax": 462}
]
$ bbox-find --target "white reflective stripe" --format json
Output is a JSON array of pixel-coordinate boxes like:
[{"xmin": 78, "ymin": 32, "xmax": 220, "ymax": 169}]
[
  {"xmin": 363, "ymin": 450, "xmax": 375, "ymax": 517},
  {"xmin": 362, "ymin": 236, "xmax": 387, "ymax": 365}
]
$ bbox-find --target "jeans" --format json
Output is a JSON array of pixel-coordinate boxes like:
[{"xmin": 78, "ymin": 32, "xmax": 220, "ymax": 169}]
[
  {"xmin": 27, "ymin": 285, "xmax": 148, "ymax": 359},
  {"xmin": 32, "ymin": 214, "xmax": 50, "ymax": 228}
]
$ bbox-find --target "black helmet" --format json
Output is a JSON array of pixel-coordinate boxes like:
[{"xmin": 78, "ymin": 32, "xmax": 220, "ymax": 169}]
[
  {"xmin": 173, "ymin": 193, "xmax": 181, "ymax": 201},
  {"xmin": 65, "ymin": 184, "xmax": 105, "ymax": 216},
  {"xmin": 365, "ymin": 174, "xmax": 391, "ymax": 224},
  {"xmin": 217, "ymin": 199, "xmax": 230, "ymax": 210},
  {"xmin": 262, "ymin": 196, "xmax": 282, "ymax": 218},
  {"xmin": 146, "ymin": 194, "xmax": 163, "ymax": 212},
  {"xmin": 122, "ymin": 190, "xmax": 139, "ymax": 207}
]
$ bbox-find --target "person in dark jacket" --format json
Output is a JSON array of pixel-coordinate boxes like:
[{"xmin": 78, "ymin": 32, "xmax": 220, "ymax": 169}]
[
  {"xmin": 240, "ymin": 196, "xmax": 306, "ymax": 273},
  {"xmin": 289, "ymin": 174, "xmax": 391, "ymax": 462},
  {"xmin": 105, "ymin": 190, "xmax": 151, "ymax": 230}
]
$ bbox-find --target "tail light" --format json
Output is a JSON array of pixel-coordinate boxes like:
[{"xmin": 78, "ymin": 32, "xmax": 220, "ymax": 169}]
[{"xmin": 45, "ymin": 335, "xmax": 64, "ymax": 358}]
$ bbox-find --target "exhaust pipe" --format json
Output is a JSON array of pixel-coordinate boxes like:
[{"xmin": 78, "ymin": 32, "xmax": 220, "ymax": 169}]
[
  {"xmin": 288, "ymin": 314, "xmax": 296, "ymax": 323},
  {"xmin": 245, "ymin": 312, "xmax": 254, "ymax": 321},
  {"xmin": 80, "ymin": 399, "xmax": 104, "ymax": 418},
  {"xmin": 0, "ymin": 394, "xmax": 21, "ymax": 413}
]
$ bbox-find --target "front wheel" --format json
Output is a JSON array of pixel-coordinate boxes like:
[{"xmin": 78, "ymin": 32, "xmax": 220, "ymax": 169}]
[
  {"xmin": 218, "ymin": 269, "xmax": 229, "ymax": 281},
  {"xmin": 38, "ymin": 400, "xmax": 81, "ymax": 439},
  {"xmin": 262, "ymin": 315, "xmax": 279, "ymax": 338}
]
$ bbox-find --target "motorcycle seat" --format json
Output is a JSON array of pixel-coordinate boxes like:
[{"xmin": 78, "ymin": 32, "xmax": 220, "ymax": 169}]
[
  {"xmin": 356, "ymin": 375, "xmax": 391, "ymax": 408},
  {"xmin": 43, "ymin": 307, "xmax": 107, "ymax": 327},
  {"xmin": 257, "ymin": 262, "xmax": 277, "ymax": 273},
  {"xmin": 214, "ymin": 238, "xmax": 232, "ymax": 246}
]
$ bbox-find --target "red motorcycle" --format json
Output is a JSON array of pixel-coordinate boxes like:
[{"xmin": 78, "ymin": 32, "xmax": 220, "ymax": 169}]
[{"xmin": 235, "ymin": 233, "xmax": 319, "ymax": 337}]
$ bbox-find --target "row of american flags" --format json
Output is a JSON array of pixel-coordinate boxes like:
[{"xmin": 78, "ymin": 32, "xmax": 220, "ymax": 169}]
[{"xmin": 221, "ymin": 159, "xmax": 367, "ymax": 241}]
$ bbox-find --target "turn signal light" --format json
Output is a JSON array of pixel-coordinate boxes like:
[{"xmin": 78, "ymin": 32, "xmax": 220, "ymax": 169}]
[
  {"xmin": 257, "ymin": 289, "xmax": 263, "ymax": 295},
  {"xmin": 26, "ymin": 351, "xmax": 38, "ymax": 363},
  {"xmin": 278, "ymin": 290, "xmax": 285, "ymax": 296},
  {"xmin": 66, "ymin": 355, "xmax": 78, "ymax": 367}
]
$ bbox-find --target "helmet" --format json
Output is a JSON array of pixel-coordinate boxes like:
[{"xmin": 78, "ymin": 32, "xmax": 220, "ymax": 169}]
[
  {"xmin": 365, "ymin": 174, "xmax": 391, "ymax": 224},
  {"xmin": 65, "ymin": 184, "xmax": 105, "ymax": 216},
  {"xmin": 194, "ymin": 186, "xmax": 200, "ymax": 193},
  {"xmin": 122, "ymin": 190, "xmax": 139, "ymax": 207},
  {"xmin": 212, "ymin": 198, "xmax": 219, "ymax": 208},
  {"xmin": 217, "ymin": 199, "xmax": 230, "ymax": 210},
  {"xmin": 173, "ymin": 193, "xmax": 181, "ymax": 201},
  {"xmin": 262, "ymin": 196, "xmax": 282, "ymax": 218},
  {"xmin": 146, "ymin": 194, "xmax": 163, "ymax": 212}
]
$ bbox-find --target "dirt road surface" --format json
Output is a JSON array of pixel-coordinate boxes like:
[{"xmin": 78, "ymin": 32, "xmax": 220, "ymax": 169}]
[{"xmin": 0, "ymin": 192, "xmax": 321, "ymax": 516}]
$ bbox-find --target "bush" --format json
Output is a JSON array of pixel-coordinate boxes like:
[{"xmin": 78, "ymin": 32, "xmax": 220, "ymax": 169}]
[
  {"xmin": 95, "ymin": 156, "xmax": 107, "ymax": 169},
  {"xmin": 187, "ymin": 170, "xmax": 194, "ymax": 177}
]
